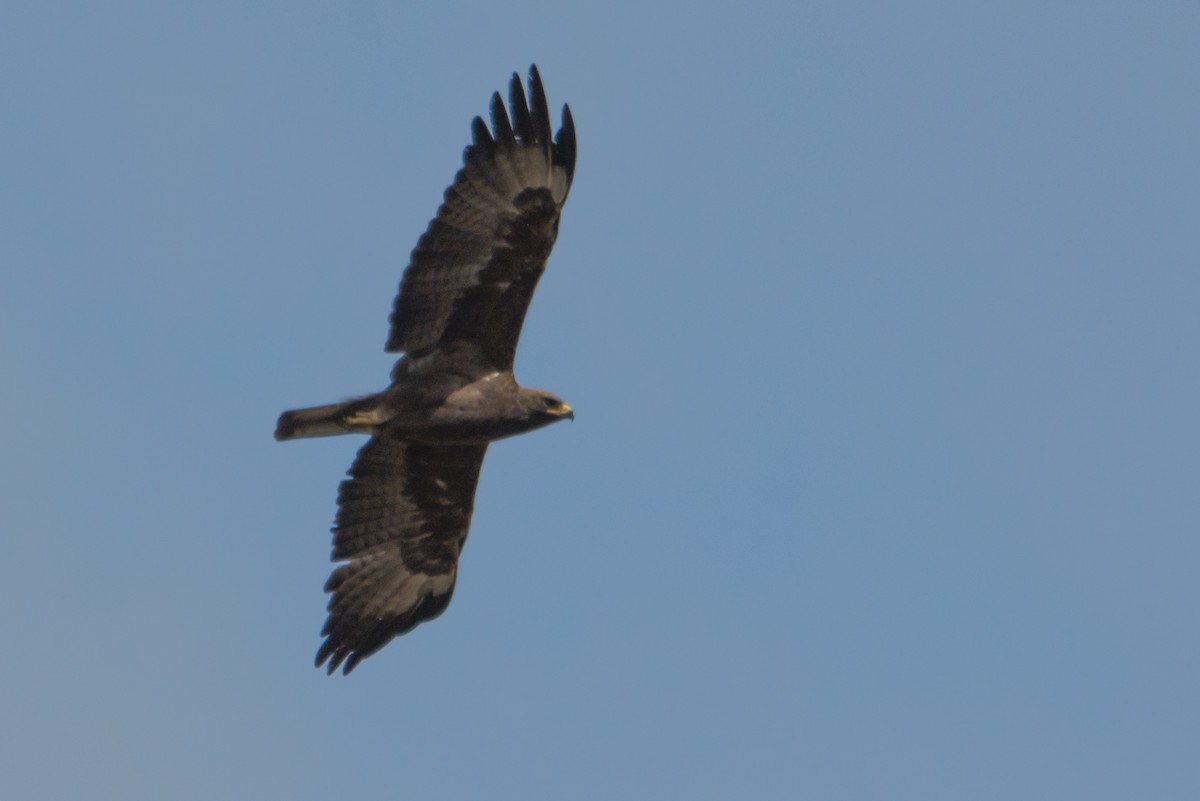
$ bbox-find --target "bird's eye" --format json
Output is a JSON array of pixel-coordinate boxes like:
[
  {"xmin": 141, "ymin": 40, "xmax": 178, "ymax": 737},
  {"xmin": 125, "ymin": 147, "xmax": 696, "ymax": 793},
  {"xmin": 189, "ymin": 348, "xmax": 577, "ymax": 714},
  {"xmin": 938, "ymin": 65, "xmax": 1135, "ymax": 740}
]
[{"xmin": 543, "ymin": 397, "xmax": 559, "ymax": 409}]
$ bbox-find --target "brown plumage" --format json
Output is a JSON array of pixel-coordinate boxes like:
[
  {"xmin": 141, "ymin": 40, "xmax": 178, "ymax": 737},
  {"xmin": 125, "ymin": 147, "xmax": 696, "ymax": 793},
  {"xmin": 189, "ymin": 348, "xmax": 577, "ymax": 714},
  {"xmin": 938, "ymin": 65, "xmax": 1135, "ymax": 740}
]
[{"xmin": 275, "ymin": 66, "xmax": 576, "ymax": 675}]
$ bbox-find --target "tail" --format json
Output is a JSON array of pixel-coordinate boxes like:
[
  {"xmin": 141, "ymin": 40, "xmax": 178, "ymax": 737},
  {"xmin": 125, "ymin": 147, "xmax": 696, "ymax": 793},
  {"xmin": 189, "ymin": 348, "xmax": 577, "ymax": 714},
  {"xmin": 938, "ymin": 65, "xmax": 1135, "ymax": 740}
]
[
  {"xmin": 275, "ymin": 396, "xmax": 385, "ymax": 441},
  {"xmin": 275, "ymin": 402, "xmax": 352, "ymax": 441}
]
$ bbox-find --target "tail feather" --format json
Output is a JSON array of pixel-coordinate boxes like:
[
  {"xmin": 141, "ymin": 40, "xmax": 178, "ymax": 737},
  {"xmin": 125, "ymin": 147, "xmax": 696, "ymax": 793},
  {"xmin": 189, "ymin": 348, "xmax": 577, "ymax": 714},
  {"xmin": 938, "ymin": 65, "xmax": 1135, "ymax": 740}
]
[{"xmin": 275, "ymin": 402, "xmax": 354, "ymax": 441}]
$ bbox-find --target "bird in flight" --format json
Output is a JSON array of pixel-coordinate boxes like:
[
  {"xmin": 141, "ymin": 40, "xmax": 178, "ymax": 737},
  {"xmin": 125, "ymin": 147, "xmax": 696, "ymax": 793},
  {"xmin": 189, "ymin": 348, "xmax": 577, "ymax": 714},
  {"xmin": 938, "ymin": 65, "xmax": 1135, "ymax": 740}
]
[{"xmin": 276, "ymin": 66, "xmax": 576, "ymax": 674}]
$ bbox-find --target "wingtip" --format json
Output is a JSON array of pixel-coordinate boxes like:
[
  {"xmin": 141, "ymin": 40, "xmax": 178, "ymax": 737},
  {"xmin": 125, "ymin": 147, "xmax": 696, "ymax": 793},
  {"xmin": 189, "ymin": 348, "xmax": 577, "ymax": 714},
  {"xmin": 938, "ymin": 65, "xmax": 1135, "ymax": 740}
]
[
  {"xmin": 555, "ymin": 103, "xmax": 577, "ymax": 183},
  {"xmin": 508, "ymin": 72, "xmax": 534, "ymax": 142},
  {"xmin": 315, "ymin": 642, "xmax": 334, "ymax": 672},
  {"xmin": 490, "ymin": 91, "xmax": 515, "ymax": 149},
  {"xmin": 561, "ymin": 102, "xmax": 574, "ymax": 132},
  {"xmin": 315, "ymin": 640, "xmax": 353, "ymax": 676}
]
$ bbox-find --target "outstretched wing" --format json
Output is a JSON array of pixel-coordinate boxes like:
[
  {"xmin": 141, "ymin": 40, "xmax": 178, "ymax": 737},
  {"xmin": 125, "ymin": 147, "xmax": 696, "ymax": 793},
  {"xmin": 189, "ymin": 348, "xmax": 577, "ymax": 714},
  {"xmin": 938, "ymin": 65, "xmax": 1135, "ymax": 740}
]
[
  {"xmin": 385, "ymin": 65, "xmax": 577, "ymax": 371},
  {"xmin": 317, "ymin": 437, "xmax": 488, "ymax": 675}
]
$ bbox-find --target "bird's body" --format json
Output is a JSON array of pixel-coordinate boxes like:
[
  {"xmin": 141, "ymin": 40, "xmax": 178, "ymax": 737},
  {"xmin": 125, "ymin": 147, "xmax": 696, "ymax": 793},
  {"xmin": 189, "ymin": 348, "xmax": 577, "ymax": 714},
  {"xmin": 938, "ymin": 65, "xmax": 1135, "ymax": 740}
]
[
  {"xmin": 276, "ymin": 66, "xmax": 575, "ymax": 674},
  {"xmin": 277, "ymin": 356, "xmax": 568, "ymax": 446}
]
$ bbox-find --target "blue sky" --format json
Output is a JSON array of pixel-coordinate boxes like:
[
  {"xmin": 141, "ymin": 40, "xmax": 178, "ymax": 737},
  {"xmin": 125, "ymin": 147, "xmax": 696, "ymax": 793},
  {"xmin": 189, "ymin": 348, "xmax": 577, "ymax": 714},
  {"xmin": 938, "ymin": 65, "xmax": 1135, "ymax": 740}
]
[{"xmin": 3, "ymin": 2, "xmax": 1199, "ymax": 798}]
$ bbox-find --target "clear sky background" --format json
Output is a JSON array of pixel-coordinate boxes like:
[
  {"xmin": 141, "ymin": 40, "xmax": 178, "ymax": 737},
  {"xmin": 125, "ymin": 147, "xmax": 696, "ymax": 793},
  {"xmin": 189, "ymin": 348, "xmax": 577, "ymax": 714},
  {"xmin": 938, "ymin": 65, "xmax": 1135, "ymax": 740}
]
[{"xmin": 3, "ymin": 2, "xmax": 1198, "ymax": 799}]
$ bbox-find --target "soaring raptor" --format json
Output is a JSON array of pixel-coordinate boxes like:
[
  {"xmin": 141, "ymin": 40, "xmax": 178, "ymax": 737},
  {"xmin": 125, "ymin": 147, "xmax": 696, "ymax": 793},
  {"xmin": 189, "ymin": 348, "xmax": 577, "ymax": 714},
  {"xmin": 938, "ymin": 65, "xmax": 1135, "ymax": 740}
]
[{"xmin": 276, "ymin": 66, "xmax": 576, "ymax": 675}]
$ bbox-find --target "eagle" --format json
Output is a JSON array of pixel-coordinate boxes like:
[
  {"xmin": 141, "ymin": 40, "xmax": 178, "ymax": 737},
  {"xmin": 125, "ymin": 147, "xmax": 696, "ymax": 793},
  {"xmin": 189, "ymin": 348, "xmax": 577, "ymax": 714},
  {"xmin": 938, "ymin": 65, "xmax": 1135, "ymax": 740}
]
[{"xmin": 275, "ymin": 66, "xmax": 576, "ymax": 675}]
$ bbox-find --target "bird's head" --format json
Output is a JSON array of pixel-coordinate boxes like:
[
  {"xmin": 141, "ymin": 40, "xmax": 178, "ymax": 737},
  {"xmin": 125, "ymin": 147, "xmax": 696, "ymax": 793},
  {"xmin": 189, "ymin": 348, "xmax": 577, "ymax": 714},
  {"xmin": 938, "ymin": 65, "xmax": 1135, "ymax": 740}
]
[{"xmin": 523, "ymin": 389, "xmax": 575, "ymax": 427}]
